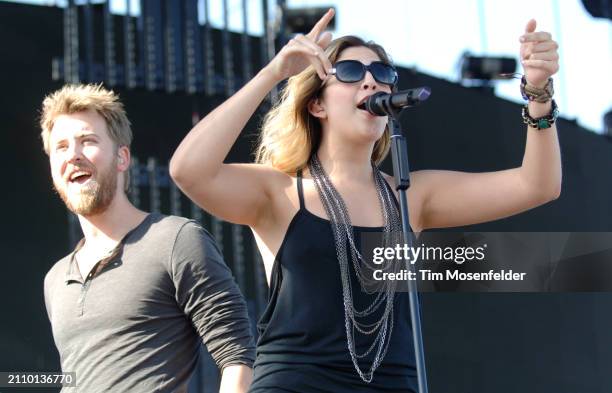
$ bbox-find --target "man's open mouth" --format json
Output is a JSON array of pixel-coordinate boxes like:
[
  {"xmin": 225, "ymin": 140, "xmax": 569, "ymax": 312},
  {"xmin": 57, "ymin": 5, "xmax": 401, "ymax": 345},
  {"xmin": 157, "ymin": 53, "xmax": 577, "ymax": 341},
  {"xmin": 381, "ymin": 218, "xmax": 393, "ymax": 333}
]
[{"xmin": 69, "ymin": 171, "xmax": 93, "ymax": 184}]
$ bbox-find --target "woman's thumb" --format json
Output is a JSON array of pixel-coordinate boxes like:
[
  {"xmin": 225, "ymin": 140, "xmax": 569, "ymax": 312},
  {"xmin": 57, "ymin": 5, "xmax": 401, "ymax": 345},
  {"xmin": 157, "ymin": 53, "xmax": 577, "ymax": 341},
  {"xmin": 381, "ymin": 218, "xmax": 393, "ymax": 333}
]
[{"xmin": 317, "ymin": 31, "xmax": 333, "ymax": 49}]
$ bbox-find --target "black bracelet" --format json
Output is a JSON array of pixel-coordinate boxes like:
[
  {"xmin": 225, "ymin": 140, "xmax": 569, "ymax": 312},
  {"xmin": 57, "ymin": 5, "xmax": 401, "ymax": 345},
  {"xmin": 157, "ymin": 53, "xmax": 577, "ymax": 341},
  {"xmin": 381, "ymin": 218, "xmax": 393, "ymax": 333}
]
[{"xmin": 522, "ymin": 99, "xmax": 559, "ymax": 130}]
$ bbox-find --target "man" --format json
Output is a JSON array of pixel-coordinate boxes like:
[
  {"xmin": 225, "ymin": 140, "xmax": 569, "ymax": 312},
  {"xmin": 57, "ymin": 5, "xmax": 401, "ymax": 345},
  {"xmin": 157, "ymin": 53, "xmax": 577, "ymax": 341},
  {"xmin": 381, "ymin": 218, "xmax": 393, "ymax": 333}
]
[{"xmin": 40, "ymin": 84, "xmax": 254, "ymax": 392}]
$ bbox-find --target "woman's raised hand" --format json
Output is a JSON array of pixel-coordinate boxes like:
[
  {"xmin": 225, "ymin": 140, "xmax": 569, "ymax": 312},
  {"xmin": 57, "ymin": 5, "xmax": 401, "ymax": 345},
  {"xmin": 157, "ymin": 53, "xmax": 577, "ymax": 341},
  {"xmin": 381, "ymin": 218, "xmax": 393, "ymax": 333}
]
[
  {"xmin": 520, "ymin": 19, "xmax": 559, "ymax": 88},
  {"xmin": 266, "ymin": 8, "xmax": 335, "ymax": 82}
]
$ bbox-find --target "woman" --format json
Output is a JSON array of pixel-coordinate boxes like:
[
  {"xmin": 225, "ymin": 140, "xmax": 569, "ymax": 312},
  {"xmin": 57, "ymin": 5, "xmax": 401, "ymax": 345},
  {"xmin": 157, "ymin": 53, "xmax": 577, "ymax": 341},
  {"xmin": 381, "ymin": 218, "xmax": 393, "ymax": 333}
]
[{"xmin": 170, "ymin": 9, "xmax": 561, "ymax": 392}]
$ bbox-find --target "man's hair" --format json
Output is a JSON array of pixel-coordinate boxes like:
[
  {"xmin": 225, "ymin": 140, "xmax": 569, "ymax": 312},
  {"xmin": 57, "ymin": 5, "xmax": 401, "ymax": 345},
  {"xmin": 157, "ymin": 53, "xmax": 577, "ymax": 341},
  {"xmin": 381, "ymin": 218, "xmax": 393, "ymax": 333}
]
[{"xmin": 40, "ymin": 83, "xmax": 133, "ymax": 191}]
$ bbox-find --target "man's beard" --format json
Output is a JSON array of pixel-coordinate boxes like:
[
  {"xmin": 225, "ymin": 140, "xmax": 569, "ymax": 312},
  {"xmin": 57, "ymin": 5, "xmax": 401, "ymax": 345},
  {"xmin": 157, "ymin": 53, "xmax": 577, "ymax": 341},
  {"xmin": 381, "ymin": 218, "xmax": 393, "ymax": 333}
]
[{"xmin": 53, "ymin": 158, "xmax": 118, "ymax": 216}]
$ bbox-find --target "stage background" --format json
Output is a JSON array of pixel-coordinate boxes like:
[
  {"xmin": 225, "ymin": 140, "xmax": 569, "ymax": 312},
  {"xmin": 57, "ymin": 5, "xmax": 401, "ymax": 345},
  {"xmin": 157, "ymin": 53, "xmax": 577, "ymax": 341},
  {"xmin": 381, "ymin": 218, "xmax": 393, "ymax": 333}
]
[{"xmin": 1, "ymin": 3, "xmax": 611, "ymax": 392}]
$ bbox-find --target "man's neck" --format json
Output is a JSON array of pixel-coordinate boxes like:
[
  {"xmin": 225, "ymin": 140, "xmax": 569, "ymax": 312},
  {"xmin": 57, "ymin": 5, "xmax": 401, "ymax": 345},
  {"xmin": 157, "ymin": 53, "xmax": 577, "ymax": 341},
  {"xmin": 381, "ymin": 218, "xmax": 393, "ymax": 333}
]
[{"xmin": 77, "ymin": 193, "xmax": 148, "ymax": 252}]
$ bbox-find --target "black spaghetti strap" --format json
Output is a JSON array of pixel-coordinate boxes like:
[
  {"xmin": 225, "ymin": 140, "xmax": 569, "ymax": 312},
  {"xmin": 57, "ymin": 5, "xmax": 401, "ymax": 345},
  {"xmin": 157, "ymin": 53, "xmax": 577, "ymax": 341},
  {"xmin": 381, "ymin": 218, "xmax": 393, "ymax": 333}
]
[
  {"xmin": 296, "ymin": 169, "xmax": 305, "ymax": 209},
  {"xmin": 382, "ymin": 177, "xmax": 400, "ymax": 210}
]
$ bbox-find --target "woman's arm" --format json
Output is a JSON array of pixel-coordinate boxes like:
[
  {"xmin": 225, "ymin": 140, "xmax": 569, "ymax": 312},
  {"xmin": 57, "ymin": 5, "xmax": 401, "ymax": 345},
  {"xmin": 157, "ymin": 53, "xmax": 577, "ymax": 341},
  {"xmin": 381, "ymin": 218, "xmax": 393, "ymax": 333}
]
[
  {"xmin": 414, "ymin": 19, "xmax": 561, "ymax": 230},
  {"xmin": 170, "ymin": 67, "xmax": 280, "ymax": 226},
  {"xmin": 169, "ymin": 10, "xmax": 334, "ymax": 227}
]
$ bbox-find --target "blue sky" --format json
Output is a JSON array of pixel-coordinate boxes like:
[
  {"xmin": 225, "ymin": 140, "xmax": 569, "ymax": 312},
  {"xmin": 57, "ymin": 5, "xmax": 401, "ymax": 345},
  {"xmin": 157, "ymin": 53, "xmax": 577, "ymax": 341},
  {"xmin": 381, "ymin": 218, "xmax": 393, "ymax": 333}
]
[{"xmin": 9, "ymin": 0, "xmax": 612, "ymax": 133}]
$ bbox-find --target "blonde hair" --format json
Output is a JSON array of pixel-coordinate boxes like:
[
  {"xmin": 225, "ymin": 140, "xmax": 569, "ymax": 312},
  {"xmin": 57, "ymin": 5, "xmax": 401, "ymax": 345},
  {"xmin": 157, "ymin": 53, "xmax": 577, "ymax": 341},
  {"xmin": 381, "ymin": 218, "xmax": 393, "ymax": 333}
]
[
  {"xmin": 40, "ymin": 83, "xmax": 133, "ymax": 191},
  {"xmin": 255, "ymin": 36, "xmax": 394, "ymax": 175}
]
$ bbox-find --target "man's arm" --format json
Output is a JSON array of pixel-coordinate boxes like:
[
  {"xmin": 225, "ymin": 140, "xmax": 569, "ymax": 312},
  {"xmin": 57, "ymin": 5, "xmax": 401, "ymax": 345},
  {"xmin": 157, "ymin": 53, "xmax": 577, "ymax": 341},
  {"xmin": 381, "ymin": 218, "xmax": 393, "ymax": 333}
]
[
  {"xmin": 219, "ymin": 364, "xmax": 253, "ymax": 393},
  {"xmin": 43, "ymin": 268, "xmax": 57, "ymax": 322},
  {"xmin": 171, "ymin": 221, "xmax": 255, "ymax": 391}
]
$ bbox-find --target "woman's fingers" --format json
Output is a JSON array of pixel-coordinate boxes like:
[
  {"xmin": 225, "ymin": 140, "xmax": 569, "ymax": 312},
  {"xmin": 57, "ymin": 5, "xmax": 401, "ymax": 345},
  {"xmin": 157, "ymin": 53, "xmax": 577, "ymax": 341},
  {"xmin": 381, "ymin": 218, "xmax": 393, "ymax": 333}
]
[
  {"xmin": 293, "ymin": 34, "xmax": 332, "ymax": 74},
  {"xmin": 316, "ymin": 31, "xmax": 333, "ymax": 51},
  {"xmin": 521, "ymin": 59, "xmax": 559, "ymax": 73},
  {"xmin": 532, "ymin": 41, "xmax": 559, "ymax": 53},
  {"xmin": 525, "ymin": 51, "xmax": 559, "ymax": 61},
  {"xmin": 271, "ymin": 9, "xmax": 334, "ymax": 81},
  {"xmin": 521, "ymin": 40, "xmax": 558, "ymax": 58},
  {"xmin": 286, "ymin": 37, "xmax": 326, "ymax": 79},
  {"xmin": 524, "ymin": 18, "xmax": 537, "ymax": 34},
  {"xmin": 519, "ymin": 19, "xmax": 560, "ymax": 85},
  {"xmin": 520, "ymin": 31, "xmax": 552, "ymax": 43},
  {"xmin": 306, "ymin": 8, "xmax": 335, "ymax": 42}
]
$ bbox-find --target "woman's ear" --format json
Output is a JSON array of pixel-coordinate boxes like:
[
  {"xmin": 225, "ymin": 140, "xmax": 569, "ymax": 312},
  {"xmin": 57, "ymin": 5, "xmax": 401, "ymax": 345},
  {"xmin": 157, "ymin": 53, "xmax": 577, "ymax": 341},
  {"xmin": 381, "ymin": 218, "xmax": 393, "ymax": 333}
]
[{"xmin": 308, "ymin": 97, "xmax": 327, "ymax": 119}]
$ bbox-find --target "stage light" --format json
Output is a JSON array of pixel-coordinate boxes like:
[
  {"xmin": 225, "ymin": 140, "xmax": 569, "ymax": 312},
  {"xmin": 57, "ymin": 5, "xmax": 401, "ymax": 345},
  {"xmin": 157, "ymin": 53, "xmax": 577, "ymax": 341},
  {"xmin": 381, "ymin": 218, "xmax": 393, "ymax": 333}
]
[
  {"xmin": 283, "ymin": 6, "xmax": 336, "ymax": 35},
  {"xmin": 460, "ymin": 54, "xmax": 517, "ymax": 82}
]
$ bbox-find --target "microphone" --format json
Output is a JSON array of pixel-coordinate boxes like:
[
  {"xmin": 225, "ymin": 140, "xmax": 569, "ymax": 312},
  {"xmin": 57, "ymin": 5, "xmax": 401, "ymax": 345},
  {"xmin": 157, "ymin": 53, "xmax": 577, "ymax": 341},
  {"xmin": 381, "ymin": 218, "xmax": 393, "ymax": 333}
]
[{"xmin": 363, "ymin": 87, "xmax": 431, "ymax": 116}]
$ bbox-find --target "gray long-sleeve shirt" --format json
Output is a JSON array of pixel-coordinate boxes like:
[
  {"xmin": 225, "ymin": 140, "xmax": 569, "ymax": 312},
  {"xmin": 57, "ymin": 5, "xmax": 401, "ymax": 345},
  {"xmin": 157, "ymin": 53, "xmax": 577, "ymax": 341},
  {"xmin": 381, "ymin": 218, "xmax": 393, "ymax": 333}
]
[{"xmin": 44, "ymin": 213, "xmax": 255, "ymax": 392}]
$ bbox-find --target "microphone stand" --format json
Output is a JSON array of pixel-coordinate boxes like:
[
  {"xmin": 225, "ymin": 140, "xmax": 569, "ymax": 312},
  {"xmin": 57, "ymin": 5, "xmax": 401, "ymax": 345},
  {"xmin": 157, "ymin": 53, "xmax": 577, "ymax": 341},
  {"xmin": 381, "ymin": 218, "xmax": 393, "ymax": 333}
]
[{"xmin": 383, "ymin": 99, "xmax": 429, "ymax": 393}]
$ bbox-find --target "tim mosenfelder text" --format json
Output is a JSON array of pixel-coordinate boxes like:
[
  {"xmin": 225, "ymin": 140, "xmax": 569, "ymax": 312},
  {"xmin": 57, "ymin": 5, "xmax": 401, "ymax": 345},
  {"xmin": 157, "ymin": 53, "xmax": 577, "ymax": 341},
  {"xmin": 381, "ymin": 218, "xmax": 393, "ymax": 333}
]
[{"xmin": 371, "ymin": 244, "xmax": 527, "ymax": 282}]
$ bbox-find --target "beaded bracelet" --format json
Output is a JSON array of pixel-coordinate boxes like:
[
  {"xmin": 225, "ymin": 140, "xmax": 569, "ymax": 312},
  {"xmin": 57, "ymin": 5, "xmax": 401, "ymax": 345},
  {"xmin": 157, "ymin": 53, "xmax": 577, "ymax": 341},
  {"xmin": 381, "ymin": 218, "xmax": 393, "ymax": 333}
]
[{"xmin": 522, "ymin": 99, "xmax": 559, "ymax": 130}]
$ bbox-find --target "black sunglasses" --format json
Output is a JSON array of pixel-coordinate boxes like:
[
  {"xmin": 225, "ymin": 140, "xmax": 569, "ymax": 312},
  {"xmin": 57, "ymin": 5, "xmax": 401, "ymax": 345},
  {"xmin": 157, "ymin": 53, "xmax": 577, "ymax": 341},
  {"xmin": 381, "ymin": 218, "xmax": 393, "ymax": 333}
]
[{"xmin": 330, "ymin": 60, "xmax": 398, "ymax": 86}]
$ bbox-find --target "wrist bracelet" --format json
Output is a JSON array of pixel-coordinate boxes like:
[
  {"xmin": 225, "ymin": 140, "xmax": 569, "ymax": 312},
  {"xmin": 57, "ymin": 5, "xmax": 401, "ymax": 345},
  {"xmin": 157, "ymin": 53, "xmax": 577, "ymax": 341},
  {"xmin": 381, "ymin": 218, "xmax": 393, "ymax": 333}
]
[
  {"xmin": 522, "ymin": 99, "xmax": 559, "ymax": 130},
  {"xmin": 520, "ymin": 76, "xmax": 554, "ymax": 103}
]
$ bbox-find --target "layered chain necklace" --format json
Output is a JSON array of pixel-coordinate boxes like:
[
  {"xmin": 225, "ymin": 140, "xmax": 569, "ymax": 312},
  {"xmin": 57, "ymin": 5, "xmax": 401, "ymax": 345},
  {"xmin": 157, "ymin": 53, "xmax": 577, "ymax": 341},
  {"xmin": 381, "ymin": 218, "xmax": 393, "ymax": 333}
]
[{"xmin": 308, "ymin": 154, "xmax": 403, "ymax": 383}]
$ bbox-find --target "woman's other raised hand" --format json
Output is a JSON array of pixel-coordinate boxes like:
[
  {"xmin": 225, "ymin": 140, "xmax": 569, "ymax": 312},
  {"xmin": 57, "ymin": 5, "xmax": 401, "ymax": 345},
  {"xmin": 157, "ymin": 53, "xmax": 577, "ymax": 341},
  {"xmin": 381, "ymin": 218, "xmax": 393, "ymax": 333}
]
[{"xmin": 266, "ymin": 8, "xmax": 335, "ymax": 82}]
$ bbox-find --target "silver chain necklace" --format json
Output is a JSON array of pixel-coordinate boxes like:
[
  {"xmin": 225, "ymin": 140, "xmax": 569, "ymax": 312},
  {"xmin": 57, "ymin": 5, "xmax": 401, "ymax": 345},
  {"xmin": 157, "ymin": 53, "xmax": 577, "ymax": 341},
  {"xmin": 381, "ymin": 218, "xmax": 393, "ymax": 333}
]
[{"xmin": 308, "ymin": 154, "xmax": 403, "ymax": 383}]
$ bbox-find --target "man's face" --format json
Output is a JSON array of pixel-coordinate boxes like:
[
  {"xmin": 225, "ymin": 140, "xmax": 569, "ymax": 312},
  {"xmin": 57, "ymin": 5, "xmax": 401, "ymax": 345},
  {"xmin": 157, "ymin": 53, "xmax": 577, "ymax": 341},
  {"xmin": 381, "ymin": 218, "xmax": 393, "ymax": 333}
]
[{"xmin": 48, "ymin": 109, "xmax": 120, "ymax": 216}]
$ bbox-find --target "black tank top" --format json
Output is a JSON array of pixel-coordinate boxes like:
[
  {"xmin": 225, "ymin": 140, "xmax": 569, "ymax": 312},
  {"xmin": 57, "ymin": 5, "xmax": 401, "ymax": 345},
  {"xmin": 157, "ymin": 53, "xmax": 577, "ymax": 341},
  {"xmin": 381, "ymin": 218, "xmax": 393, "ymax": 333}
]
[{"xmin": 249, "ymin": 172, "xmax": 418, "ymax": 393}]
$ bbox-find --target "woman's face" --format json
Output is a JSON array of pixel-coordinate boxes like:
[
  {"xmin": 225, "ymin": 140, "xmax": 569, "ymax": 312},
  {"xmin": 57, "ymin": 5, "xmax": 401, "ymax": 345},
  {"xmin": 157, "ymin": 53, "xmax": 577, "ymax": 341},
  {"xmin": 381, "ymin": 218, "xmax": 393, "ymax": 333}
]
[{"xmin": 316, "ymin": 46, "xmax": 392, "ymax": 146}]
